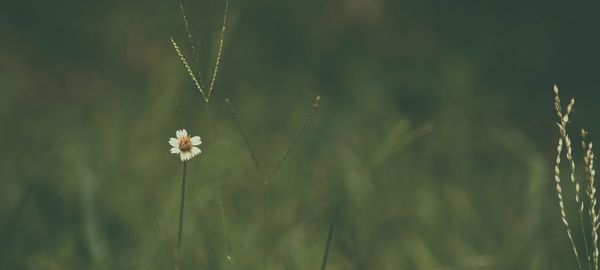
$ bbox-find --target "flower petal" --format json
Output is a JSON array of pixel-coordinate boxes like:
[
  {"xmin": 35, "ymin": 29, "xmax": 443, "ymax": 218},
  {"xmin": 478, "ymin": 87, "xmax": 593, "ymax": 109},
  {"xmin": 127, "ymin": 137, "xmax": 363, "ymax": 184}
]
[
  {"xmin": 180, "ymin": 151, "xmax": 193, "ymax": 161},
  {"xmin": 176, "ymin": 129, "xmax": 188, "ymax": 139},
  {"xmin": 191, "ymin": 146, "xmax": 201, "ymax": 156},
  {"xmin": 170, "ymin": 147, "xmax": 180, "ymax": 154},
  {"xmin": 191, "ymin": 136, "xmax": 202, "ymax": 145},
  {"xmin": 169, "ymin": 138, "xmax": 179, "ymax": 147}
]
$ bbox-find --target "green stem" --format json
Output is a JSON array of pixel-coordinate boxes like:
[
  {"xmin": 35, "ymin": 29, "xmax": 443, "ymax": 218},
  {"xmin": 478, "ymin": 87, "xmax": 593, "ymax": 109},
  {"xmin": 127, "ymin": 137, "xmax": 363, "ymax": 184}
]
[
  {"xmin": 206, "ymin": 102, "xmax": 213, "ymax": 140},
  {"xmin": 219, "ymin": 187, "xmax": 232, "ymax": 261},
  {"xmin": 263, "ymin": 182, "xmax": 268, "ymax": 270},
  {"xmin": 178, "ymin": 161, "xmax": 188, "ymax": 249},
  {"xmin": 320, "ymin": 219, "xmax": 334, "ymax": 270},
  {"xmin": 580, "ymin": 210, "xmax": 593, "ymax": 270}
]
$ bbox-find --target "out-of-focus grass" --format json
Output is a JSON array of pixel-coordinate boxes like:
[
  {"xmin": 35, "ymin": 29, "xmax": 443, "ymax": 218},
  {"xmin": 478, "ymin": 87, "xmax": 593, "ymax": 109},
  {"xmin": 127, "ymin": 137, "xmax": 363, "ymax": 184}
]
[{"xmin": 1, "ymin": 0, "xmax": 600, "ymax": 269}]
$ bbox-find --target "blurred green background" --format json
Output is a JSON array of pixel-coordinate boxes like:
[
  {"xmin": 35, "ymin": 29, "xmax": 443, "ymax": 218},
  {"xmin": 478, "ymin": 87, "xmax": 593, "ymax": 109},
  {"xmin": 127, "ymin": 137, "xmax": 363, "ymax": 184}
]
[{"xmin": 2, "ymin": 0, "xmax": 600, "ymax": 269}]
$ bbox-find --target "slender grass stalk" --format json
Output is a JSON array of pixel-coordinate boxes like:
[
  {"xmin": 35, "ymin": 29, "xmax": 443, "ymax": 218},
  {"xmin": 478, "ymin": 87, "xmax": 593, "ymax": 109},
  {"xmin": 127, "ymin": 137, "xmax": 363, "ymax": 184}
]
[
  {"xmin": 219, "ymin": 187, "xmax": 233, "ymax": 262},
  {"xmin": 320, "ymin": 218, "xmax": 335, "ymax": 270},
  {"xmin": 226, "ymin": 96, "xmax": 321, "ymax": 270},
  {"xmin": 173, "ymin": 5, "xmax": 231, "ymax": 268},
  {"xmin": 206, "ymin": 102, "xmax": 214, "ymax": 140},
  {"xmin": 178, "ymin": 3, "xmax": 206, "ymax": 90},
  {"xmin": 266, "ymin": 96, "xmax": 320, "ymax": 184},
  {"xmin": 225, "ymin": 98, "xmax": 263, "ymax": 174},
  {"xmin": 177, "ymin": 1, "xmax": 225, "ymax": 137},
  {"xmin": 225, "ymin": 98, "xmax": 268, "ymax": 269},
  {"xmin": 583, "ymin": 130, "xmax": 599, "ymax": 270},
  {"xmin": 207, "ymin": 0, "xmax": 229, "ymax": 100},
  {"xmin": 171, "ymin": 38, "xmax": 208, "ymax": 101},
  {"xmin": 177, "ymin": 161, "xmax": 188, "ymax": 249},
  {"xmin": 554, "ymin": 85, "xmax": 583, "ymax": 270},
  {"xmin": 171, "ymin": 0, "xmax": 229, "ymax": 103},
  {"xmin": 583, "ymin": 207, "xmax": 593, "ymax": 270},
  {"xmin": 560, "ymin": 99, "xmax": 592, "ymax": 270},
  {"xmin": 263, "ymin": 182, "xmax": 268, "ymax": 270},
  {"xmin": 262, "ymin": 96, "xmax": 320, "ymax": 269},
  {"xmin": 178, "ymin": 2, "xmax": 207, "ymax": 90},
  {"xmin": 566, "ymin": 124, "xmax": 593, "ymax": 270}
]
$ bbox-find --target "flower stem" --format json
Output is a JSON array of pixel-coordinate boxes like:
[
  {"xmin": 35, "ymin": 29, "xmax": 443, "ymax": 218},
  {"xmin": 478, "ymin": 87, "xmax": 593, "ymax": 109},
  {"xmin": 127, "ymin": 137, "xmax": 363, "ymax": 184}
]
[{"xmin": 178, "ymin": 161, "xmax": 188, "ymax": 250}]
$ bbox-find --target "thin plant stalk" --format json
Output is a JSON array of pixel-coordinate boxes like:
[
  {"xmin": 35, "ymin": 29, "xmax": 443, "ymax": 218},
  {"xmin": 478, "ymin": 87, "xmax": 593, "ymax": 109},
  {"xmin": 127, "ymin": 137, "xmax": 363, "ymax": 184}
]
[
  {"xmin": 219, "ymin": 187, "xmax": 233, "ymax": 262},
  {"xmin": 175, "ymin": 4, "xmax": 231, "ymax": 266},
  {"xmin": 225, "ymin": 96, "xmax": 320, "ymax": 270},
  {"xmin": 554, "ymin": 85, "xmax": 583, "ymax": 270},
  {"xmin": 177, "ymin": 161, "xmax": 188, "ymax": 249},
  {"xmin": 225, "ymin": 98, "xmax": 263, "ymax": 174},
  {"xmin": 179, "ymin": 2, "xmax": 207, "ymax": 90},
  {"xmin": 320, "ymin": 218, "xmax": 335, "ymax": 270},
  {"xmin": 171, "ymin": 1, "xmax": 229, "ymax": 103},
  {"xmin": 207, "ymin": 0, "xmax": 228, "ymax": 100},
  {"xmin": 170, "ymin": 37, "xmax": 207, "ymax": 101},
  {"xmin": 226, "ymin": 98, "xmax": 268, "ymax": 269},
  {"xmin": 266, "ymin": 96, "xmax": 320, "ymax": 183},
  {"xmin": 561, "ymin": 106, "xmax": 592, "ymax": 270},
  {"xmin": 206, "ymin": 103, "xmax": 214, "ymax": 140},
  {"xmin": 263, "ymin": 183, "xmax": 268, "ymax": 270},
  {"xmin": 583, "ymin": 130, "xmax": 599, "ymax": 270},
  {"xmin": 263, "ymin": 96, "xmax": 319, "ymax": 268},
  {"xmin": 582, "ymin": 210, "xmax": 593, "ymax": 270}
]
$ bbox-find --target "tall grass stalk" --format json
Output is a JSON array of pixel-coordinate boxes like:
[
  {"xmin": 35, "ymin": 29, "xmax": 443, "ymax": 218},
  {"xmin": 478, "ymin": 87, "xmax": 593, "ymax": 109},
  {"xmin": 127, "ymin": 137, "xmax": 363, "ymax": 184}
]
[
  {"xmin": 172, "ymin": 0, "xmax": 228, "ymax": 149},
  {"xmin": 266, "ymin": 96, "xmax": 320, "ymax": 183},
  {"xmin": 172, "ymin": 2, "xmax": 231, "ymax": 264},
  {"xmin": 320, "ymin": 217, "xmax": 335, "ymax": 270},
  {"xmin": 225, "ymin": 98, "xmax": 267, "ymax": 268},
  {"xmin": 583, "ymin": 129, "xmax": 599, "ymax": 270},
  {"xmin": 171, "ymin": 0, "xmax": 229, "ymax": 103},
  {"xmin": 219, "ymin": 187, "xmax": 233, "ymax": 262},
  {"xmin": 560, "ymin": 98, "xmax": 592, "ymax": 270},
  {"xmin": 262, "ymin": 96, "xmax": 320, "ymax": 269},
  {"xmin": 226, "ymin": 96, "xmax": 321, "ymax": 269},
  {"xmin": 178, "ymin": 2, "xmax": 206, "ymax": 90},
  {"xmin": 225, "ymin": 98, "xmax": 263, "ymax": 174},
  {"xmin": 549, "ymin": 85, "xmax": 600, "ymax": 270},
  {"xmin": 207, "ymin": 0, "xmax": 228, "ymax": 101},
  {"xmin": 553, "ymin": 85, "xmax": 583, "ymax": 270},
  {"xmin": 170, "ymin": 38, "xmax": 207, "ymax": 101}
]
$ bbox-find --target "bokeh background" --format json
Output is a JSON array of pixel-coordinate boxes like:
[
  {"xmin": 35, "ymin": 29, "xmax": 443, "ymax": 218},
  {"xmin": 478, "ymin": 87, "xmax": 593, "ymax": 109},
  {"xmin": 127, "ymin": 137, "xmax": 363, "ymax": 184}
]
[{"xmin": 2, "ymin": 0, "xmax": 600, "ymax": 269}]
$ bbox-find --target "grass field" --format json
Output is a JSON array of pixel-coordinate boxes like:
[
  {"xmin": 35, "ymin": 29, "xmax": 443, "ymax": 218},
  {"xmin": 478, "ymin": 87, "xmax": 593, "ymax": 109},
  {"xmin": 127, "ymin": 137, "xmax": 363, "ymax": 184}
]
[{"xmin": 2, "ymin": 0, "xmax": 600, "ymax": 269}]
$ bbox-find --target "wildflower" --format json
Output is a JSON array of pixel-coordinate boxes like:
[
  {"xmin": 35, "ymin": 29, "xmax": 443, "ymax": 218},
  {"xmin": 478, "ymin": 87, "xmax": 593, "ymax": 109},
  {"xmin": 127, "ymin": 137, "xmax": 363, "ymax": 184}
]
[{"xmin": 169, "ymin": 129, "xmax": 202, "ymax": 161}]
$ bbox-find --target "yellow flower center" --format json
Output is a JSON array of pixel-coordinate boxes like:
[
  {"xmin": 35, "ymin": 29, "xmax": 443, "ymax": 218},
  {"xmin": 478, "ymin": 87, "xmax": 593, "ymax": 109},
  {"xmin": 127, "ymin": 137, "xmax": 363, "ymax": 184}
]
[{"xmin": 179, "ymin": 136, "xmax": 192, "ymax": 151}]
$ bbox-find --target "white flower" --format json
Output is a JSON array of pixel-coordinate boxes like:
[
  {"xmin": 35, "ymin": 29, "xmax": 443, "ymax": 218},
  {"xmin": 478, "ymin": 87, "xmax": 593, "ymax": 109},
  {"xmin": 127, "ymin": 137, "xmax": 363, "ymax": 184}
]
[{"xmin": 169, "ymin": 129, "xmax": 202, "ymax": 161}]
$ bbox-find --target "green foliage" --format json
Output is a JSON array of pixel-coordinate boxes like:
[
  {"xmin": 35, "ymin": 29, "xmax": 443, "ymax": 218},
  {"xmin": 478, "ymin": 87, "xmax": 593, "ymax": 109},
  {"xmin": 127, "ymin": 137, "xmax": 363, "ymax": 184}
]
[{"xmin": 1, "ymin": 0, "xmax": 600, "ymax": 269}]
